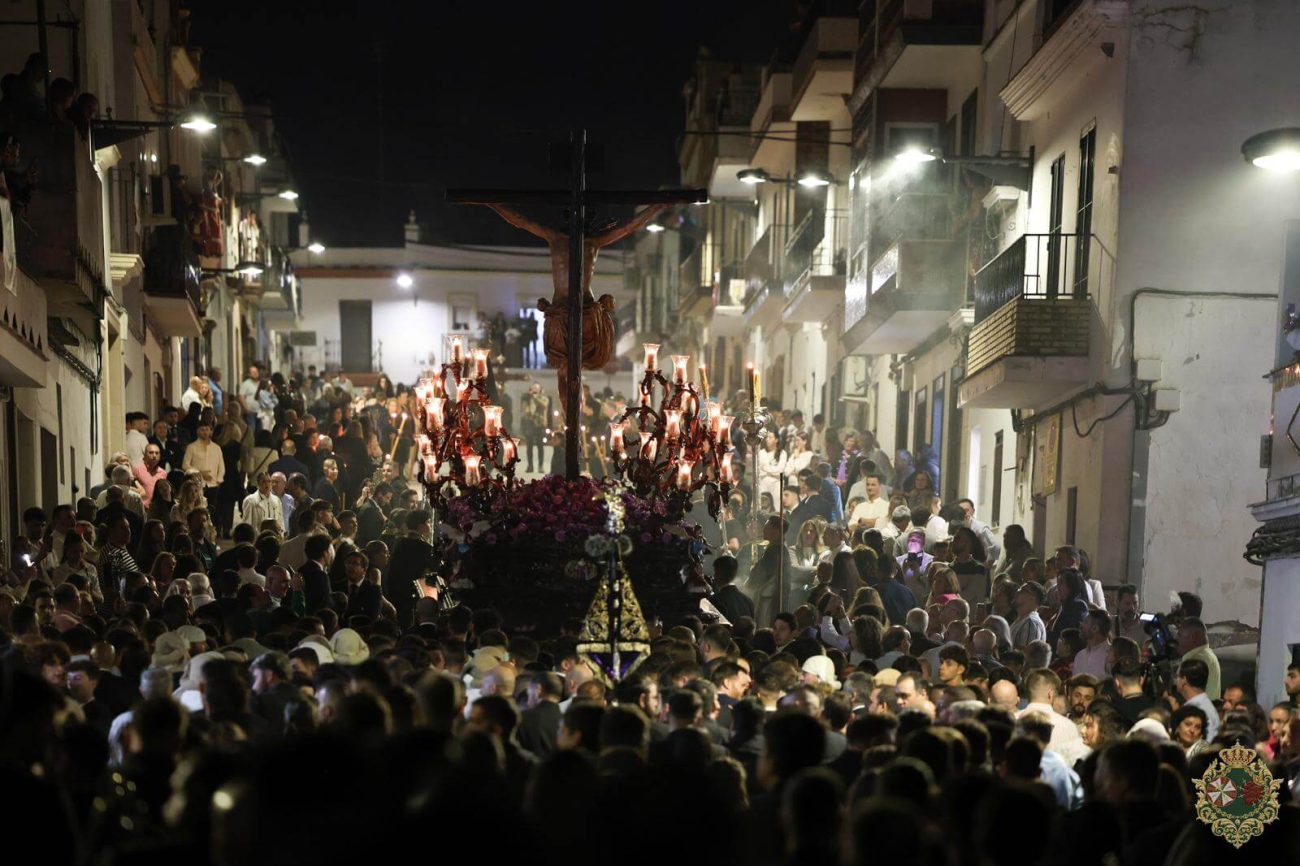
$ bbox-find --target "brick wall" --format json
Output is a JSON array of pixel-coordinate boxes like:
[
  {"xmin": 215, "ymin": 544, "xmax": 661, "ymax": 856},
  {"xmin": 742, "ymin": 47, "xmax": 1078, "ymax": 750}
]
[{"xmin": 966, "ymin": 298, "xmax": 1091, "ymax": 375}]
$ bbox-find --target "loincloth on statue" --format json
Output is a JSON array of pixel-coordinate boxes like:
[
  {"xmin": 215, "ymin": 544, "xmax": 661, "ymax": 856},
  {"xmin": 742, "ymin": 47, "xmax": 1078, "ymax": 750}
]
[{"xmin": 537, "ymin": 293, "xmax": 617, "ymax": 371}]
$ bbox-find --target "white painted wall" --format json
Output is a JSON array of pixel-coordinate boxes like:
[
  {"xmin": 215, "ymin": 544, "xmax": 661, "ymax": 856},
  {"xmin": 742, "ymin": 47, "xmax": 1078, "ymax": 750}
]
[{"xmin": 295, "ymin": 243, "xmax": 624, "ymax": 388}]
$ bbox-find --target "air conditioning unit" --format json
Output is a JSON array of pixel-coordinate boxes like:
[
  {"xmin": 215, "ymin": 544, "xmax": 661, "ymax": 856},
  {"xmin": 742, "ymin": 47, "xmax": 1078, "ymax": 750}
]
[{"xmin": 289, "ymin": 330, "xmax": 317, "ymax": 347}]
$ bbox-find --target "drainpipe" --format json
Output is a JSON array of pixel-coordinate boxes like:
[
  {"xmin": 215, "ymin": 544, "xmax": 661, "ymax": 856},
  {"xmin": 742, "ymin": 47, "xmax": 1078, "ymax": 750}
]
[{"xmin": 1125, "ymin": 289, "xmax": 1277, "ymax": 592}]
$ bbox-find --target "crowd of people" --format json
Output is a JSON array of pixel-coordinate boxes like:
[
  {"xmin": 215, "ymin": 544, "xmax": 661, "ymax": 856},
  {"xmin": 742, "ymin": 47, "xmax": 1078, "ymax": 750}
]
[{"xmin": 2, "ymin": 367, "xmax": 1300, "ymax": 865}]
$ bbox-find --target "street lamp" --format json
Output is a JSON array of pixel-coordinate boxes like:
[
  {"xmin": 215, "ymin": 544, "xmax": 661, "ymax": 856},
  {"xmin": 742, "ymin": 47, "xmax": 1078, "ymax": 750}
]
[
  {"xmin": 243, "ymin": 153, "xmax": 268, "ymax": 166},
  {"xmin": 396, "ymin": 272, "xmax": 414, "ymax": 289},
  {"xmin": 277, "ymin": 189, "xmax": 299, "ymax": 201},
  {"xmin": 645, "ymin": 223, "xmax": 665, "ymax": 233},
  {"xmin": 307, "ymin": 241, "xmax": 326, "ymax": 254},
  {"xmin": 201, "ymin": 260, "xmax": 265, "ymax": 278},
  {"xmin": 1243, "ymin": 128, "xmax": 1300, "ymax": 172},
  {"xmin": 736, "ymin": 167, "xmax": 841, "ymax": 187},
  {"xmin": 180, "ymin": 114, "xmax": 217, "ymax": 133},
  {"xmin": 894, "ymin": 146, "xmax": 939, "ymax": 165}
]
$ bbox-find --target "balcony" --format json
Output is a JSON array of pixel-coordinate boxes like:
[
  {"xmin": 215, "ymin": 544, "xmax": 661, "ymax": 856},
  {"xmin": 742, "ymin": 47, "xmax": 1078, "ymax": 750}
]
[
  {"xmin": 143, "ymin": 225, "xmax": 205, "ymax": 338},
  {"xmin": 842, "ymin": 237, "xmax": 964, "ymax": 353},
  {"xmin": 14, "ymin": 122, "xmax": 105, "ymax": 330},
  {"xmin": 783, "ymin": 209, "xmax": 846, "ymax": 323},
  {"xmin": 791, "ymin": 15, "xmax": 857, "ymax": 121},
  {"xmin": 743, "ymin": 226, "xmax": 786, "ymax": 329},
  {"xmin": 851, "ymin": 0, "xmax": 983, "ymax": 112},
  {"xmin": 1000, "ymin": 0, "xmax": 1130, "ymax": 122},
  {"xmin": 677, "ymin": 246, "xmax": 716, "ymax": 320},
  {"xmin": 957, "ymin": 234, "xmax": 1096, "ymax": 410},
  {"xmin": 0, "ymin": 215, "xmax": 49, "ymax": 387}
]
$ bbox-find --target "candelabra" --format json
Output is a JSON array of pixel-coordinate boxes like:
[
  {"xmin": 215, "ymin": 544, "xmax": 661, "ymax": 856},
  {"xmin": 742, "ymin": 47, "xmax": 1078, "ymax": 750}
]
[
  {"xmin": 412, "ymin": 334, "xmax": 520, "ymax": 510},
  {"xmin": 607, "ymin": 343, "xmax": 736, "ymax": 519}
]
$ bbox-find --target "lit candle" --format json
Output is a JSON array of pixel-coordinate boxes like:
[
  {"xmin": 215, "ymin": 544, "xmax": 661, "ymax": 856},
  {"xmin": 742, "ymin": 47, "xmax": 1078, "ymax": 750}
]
[
  {"xmin": 430, "ymin": 376, "xmax": 445, "ymax": 399},
  {"xmin": 427, "ymin": 397, "xmax": 445, "ymax": 430},
  {"xmin": 463, "ymin": 453, "xmax": 482, "ymax": 487},
  {"xmin": 643, "ymin": 343, "xmax": 660, "ymax": 373},
  {"xmin": 671, "ymin": 354, "xmax": 689, "ymax": 385},
  {"xmin": 716, "ymin": 414, "xmax": 734, "ymax": 444},
  {"xmin": 707, "ymin": 402, "xmax": 722, "ymax": 433},
  {"xmin": 502, "ymin": 437, "xmax": 519, "ymax": 463},
  {"xmin": 684, "ymin": 392, "xmax": 698, "ymax": 417},
  {"xmin": 747, "ymin": 362, "xmax": 755, "ymax": 400},
  {"xmin": 423, "ymin": 453, "xmax": 439, "ymax": 480},
  {"xmin": 699, "ymin": 364, "xmax": 710, "ymax": 400},
  {"xmin": 754, "ymin": 372, "xmax": 761, "ymax": 404},
  {"xmin": 610, "ymin": 422, "xmax": 626, "ymax": 455},
  {"xmin": 665, "ymin": 409, "xmax": 682, "ymax": 440},
  {"xmin": 472, "ymin": 348, "xmax": 490, "ymax": 380},
  {"xmin": 676, "ymin": 459, "xmax": 694, "ymax": 490},
  {"xmin": 720, "ymin": 452, "xmax": 735, "ymax": 484},
  {"xmin": 455, "ymin": 379, "xmax": 471, "ymax": 403},
  {"xmin": 449, "ymin": 335, "xmax": 465, "ymax": 364},
  {"xmin": 415, "ymin": 378, "xmax": 432, "ymax": 403},
  {"xmin": 484, "ymin": 405, "xmax": 503, "ymax": 438}
]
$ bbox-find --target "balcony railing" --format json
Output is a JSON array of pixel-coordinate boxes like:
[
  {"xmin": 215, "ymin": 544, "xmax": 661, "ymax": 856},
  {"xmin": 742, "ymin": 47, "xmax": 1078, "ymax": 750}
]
[
  {"xmin": 783, "ymin": 208, "xmax": 825, "ymax": 296},
  {"xmin": 854, "ymin": 0, "xmax": 983, "ymax": 91},
  {"xmin": 144, "ymin": 225, "xmax": 204, "ymax": 310},
  {"xmin": 743, "ymin": 226, "xmax": 776, "ymax": 305},
  {"xmin": 973, "ymin": 233, "xmax": 1094, "ymax": 324},
  {"xmin": 877, "ymin": 191, "xmax": 953, "ymax": 247}
]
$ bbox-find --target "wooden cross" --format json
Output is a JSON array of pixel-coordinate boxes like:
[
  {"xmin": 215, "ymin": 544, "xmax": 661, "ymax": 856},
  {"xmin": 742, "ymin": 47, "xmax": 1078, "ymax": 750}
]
[{"xmin": 448, "ymin": 129, "xmax": 707, "ymax": 480}]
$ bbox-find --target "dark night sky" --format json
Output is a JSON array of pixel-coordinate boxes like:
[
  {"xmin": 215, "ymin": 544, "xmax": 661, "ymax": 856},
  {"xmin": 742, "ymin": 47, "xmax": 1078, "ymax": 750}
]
[{"xmin": 189, "ymin": 0, "xmax": 803, "ymax": 248}]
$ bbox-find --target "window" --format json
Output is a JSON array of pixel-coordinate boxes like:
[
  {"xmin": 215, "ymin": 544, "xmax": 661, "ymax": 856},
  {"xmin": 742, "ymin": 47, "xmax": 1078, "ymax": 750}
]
[
  {"xmin": 1047, "ymin": 154, "xmax": 1066, "ymax": 298},
  {"xmin": 913, "ymin": 387, "xmax": 928, "ymax": 454},
  {"xmin": 931, "ymin": 373, "xmax": 945, "ymax": 473},
  {"xmin": 960, "ymin": 89, "xmax": 979, "ymax": 157},
  {"xmin": 992, "ymin": 431, "xmax": 1004, "ymax": 526},
  {"xmin": 448, "ymin": 293, "xmax": 477, "ymax": 332},
  {"xmin": 1066, "ymin": 486, "xmax": 1079, "ymax": 545},
  {"xmin": 896, "ymin": 388, "xmax": 911, "ymax": 455},
  {"xmin": 1075, "ymin": 125, "xmax": 1097, "ymax": 295}
]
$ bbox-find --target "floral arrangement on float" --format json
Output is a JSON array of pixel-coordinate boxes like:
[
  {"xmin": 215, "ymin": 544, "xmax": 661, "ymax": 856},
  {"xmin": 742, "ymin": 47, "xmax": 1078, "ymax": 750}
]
[{"xmin": 409, "ymin": 338, "xmax": 730, "ymax": 634}]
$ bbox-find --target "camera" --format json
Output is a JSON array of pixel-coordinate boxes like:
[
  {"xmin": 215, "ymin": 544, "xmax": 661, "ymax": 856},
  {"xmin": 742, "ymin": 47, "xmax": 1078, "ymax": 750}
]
[{"xmin": 1140, "ymin": 611, "xmax": 1177, "ymax": 659}]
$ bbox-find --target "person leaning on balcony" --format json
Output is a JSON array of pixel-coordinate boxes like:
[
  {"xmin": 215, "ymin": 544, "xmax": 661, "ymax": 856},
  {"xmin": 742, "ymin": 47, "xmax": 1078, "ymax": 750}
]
[{"xmin": 0, "ymin": 132, "xmax": 38, "ymax": 213}]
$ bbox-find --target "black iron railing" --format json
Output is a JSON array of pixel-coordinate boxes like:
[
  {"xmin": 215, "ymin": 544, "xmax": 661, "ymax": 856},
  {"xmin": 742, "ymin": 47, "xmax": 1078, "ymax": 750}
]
[{"xmin": 973, "ymin": 233, "xmax": 1093, "ymax": 323}]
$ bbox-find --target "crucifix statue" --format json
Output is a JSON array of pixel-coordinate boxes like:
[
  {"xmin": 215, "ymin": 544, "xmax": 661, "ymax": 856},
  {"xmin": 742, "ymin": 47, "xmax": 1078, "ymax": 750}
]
[
  {"xmin": 480, "ymin": 200, "xmax": 669, "ymax": 411},
  {"xmin": 448, "ymin": 130, "xmax": 706, "ymax": 479}
]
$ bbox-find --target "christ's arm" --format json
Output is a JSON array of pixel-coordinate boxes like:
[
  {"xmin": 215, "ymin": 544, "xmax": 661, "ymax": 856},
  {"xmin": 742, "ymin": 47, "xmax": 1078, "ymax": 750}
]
[
  {"xmin": 482, "ymin": 204, "xmax": 561, "ymax": 243},
  {"xmin": 589, "ymin": 203, "xmax": 671, "ymax": 248}
]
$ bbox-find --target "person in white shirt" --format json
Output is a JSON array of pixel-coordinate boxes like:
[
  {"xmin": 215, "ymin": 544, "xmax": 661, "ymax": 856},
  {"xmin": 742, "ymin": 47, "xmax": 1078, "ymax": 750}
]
[
  {"xmin": 124, "ymin": 412, "xmax": 151, "ymax": 468},
  {"xmin": 956, "ymin": 498, "xmax": 1002, "ymax": 565},
  {"xmin": 179, "ymin": 376, "xmax": 206, "ymax": 413},
  {"xmin": 238, "ymin": 365, "xmax": 261, "ymax": 423},
  {"xmin": 235, "ymin": 544, "xmax": 266, "ymax": 588},
  {"xmin": 1175, "ymin": 657, "xmax": 1219, "ymax": 742},
  {"xmin": 1016, "ymin": 668, "xmax": 1091, "ymax": 766},
  {"xmin": 847, "ymin": 473, "xmax": 890, "ymax": 530},
  {"xmin": 239, "ymin": 472, "xmax": 284, "ymax": 531},
  {"xmin": 1010, "ymin": 582, "xmax": 1048, "ymax": 648},
  {"xmin": 1071, "ymin": 610, "xmax": 1112, "ymax": 679},
  {"xmin": 183, "ymin": 421, "xmax": 225, "ymax": 500},
  {"xmin": 96, "ymin": 464, "xmax": 146, "ymax": 517},
  {"xmin": 818, "ymin": 525, "xmax": 852, "ymax": 564}
]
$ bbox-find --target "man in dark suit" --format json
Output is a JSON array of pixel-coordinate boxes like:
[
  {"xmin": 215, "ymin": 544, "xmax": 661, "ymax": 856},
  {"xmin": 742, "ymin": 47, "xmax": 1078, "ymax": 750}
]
[
  {"xmin": 516, "ymin": 672, "xmax": 564, "ymax": 758},
  {"xmin": 385, "ymin": 510, "xmax": 438, "ymax": 629},
  {"xmin": 341, "ymin": 548, "xmax": 383, "ymax": 621},
  {"xmin": 355, "ymin": 483, "xmax": 392, "ymax": 547},
  {"xmin": 784, "ymin": 473, "xmax": 833, "ymax": 545},
  {"xmin": 300, "ymin": 534, "xmax": 334, "ymax": 615},
  {"xmin": 707, "ymin": 556, "xmax": 754, "ymax": 625}
]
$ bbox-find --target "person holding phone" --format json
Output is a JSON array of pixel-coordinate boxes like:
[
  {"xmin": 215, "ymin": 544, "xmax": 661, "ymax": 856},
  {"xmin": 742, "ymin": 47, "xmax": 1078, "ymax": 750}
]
[{"xmin": 895, "ymin": 530, "xmax": 933, "ymax": 601}]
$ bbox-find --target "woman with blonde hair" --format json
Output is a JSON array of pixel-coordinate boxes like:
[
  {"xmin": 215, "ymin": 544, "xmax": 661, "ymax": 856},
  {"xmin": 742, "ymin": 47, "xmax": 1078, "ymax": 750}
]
[
  {"xmin": 793, "ymin": 518, "xmax": 827, "ymax": 568},
  {"xmin": 926, "ymin": 565, "xmax": 962, "ymax": 607},
  {"xmin": 171, "ymin": 479, "xmax": 208, "ymax": 526}
]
